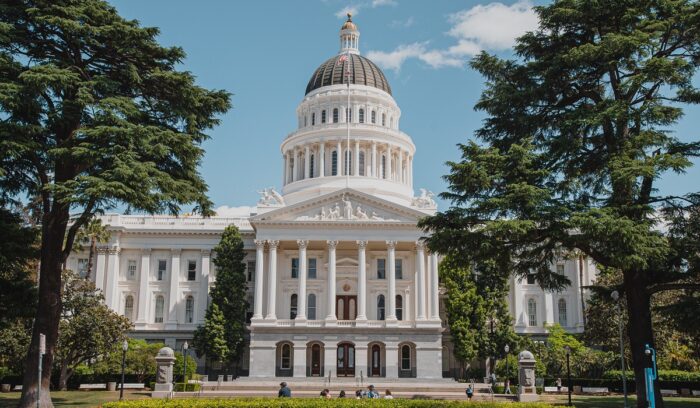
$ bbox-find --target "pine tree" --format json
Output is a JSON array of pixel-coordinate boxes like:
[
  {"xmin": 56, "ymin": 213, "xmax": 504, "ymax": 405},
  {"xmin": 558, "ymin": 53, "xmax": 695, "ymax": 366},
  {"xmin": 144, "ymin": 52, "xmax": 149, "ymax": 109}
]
[
  {"xmin": 0, "ymin": 1, "xmax": 231, "ymax": 406},
  {"xmin": 193, "ymin": 303, "xmax": 229, "ymax": 365},
  {"xmin": 420, "ymin": 1, "xmax": 700, "ymax": 406}
]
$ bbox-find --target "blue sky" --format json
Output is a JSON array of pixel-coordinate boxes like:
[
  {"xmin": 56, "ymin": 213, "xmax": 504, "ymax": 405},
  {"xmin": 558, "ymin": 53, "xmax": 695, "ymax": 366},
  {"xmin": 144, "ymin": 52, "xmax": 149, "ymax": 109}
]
[{"xmin": 107, "ymin": 0, "xmax": 699, "ymax": 215}]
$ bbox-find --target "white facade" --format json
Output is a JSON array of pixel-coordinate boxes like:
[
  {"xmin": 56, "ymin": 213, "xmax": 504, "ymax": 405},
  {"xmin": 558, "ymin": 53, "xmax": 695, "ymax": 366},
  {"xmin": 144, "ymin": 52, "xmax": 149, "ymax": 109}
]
[{"xmin": 66, "ymin": 16, "xmax": 596, "ymax": 379}]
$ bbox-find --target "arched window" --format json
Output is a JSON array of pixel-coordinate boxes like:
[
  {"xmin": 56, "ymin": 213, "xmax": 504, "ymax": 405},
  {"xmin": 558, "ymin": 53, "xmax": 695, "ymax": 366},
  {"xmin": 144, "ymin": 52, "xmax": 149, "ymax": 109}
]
[
  {"xmin": 290, "ymin": 294, "xmax": 298, "ymax": 319},
  {"xmin": 321, "ymin": 110, "xmax": 327, "ymax": 123},
  {"xmin": 396, "ymin": 295, "xmax": 403, "ymax": 321},
  {"xmin": 346, "ymin": 107, "xmax": 352, "ymax": 122},
  {"xmin": 382, "ymin": 113, "xmax": 386, "ymax": 126},
  {"xmin": 390, "ymin": 117, "xmax": 394, "ymax": 128},
  {"xmin": 154, "ymin": 295, "xmax": 164, "ymax": 323},
  {"xmin": 377, "ymin": 295, "xmax": 385, "ymax": 320},
  {"xmin": 344, "ymin": 151, "xmax": 352, "ymax": 175},
  {"xmin": 281, "ymin": 344, "xmax": 291, "ymax": 369},
  {"xmin": 311, "ymin": 112, "xmax": 316, "ymax": 126},
  {"xmin": 371, "ymin": 110, "xmax": 376, "ymax": 124},
  {"xmin": 359, "ymin": 108, "xmax": 365, "ymax": 123},
  {"xmin": 381, "ymin": 155, "xmax": 387, "ymax": 179},
  {"xmin": 309, "ymin": 154, "xmax": 315, "ymax": 178},
  {"xmin": 124, "ymin": 295, "xmax": 134, "ymax": 321},
  {"xmin": 185, "ymin": 296, "xmax": 194, "ymax": 323},
  {"xmin": 304, "ymin": 116, "xmax": 307, "ymax": 127},
  {"xmin": 527, "ymin": 298, "xmax": 537, "ymax": 327},
  {"xmin": 308, "ymin": 294, "xmax": 316, "ymax": 320},
  {"xmin": 359, "ymin": 151, "xmax": 365, "ymax": 176},
  {"xmin": 558, "ymin": 298, "xmax": 568, "ymax": 327},
  {"xmin": 333, "ymin": 108, "xmax": 339, "ymax": 123},
  {"xmin": 331, "ymin": 151, "xmax": 338, "ymax": 176},
  {"xmin": 401, "ymin": 345, "xmax": 411, "ymax": 370}
]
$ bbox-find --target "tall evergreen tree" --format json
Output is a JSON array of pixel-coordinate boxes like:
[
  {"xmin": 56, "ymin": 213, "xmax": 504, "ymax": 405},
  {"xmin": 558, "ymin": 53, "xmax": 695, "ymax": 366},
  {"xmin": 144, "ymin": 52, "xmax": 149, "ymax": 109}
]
[
  {"xmin": 420, "ymin": 1, "xmax": 700, "ymax": 406},
  {"xmin": 0, "ymin": 1, "xmax": 231, "ymax": 406},
  {"xmin": 193, "ymin": 225, "xmax": 248, "ymax": 372}
]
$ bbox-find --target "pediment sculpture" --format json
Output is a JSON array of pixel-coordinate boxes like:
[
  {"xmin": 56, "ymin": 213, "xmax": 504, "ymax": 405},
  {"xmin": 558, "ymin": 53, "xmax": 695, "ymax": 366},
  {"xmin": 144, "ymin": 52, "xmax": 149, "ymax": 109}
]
[
  {"xmin": 411, "ymin": 188, "xmax": 437, "ymax": 209},
  {"xmin": 257, "ymin": 187, "xmax": 285, "ymax": 206},
  {"xmin": 295, "ymin": 196, "xmax": 399, "ymax": 221}
]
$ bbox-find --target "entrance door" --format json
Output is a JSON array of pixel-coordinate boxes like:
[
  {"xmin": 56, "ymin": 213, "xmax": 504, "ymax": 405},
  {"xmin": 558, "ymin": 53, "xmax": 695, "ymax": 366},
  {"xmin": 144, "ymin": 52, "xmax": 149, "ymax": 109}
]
[
  {"xmin": 371, "ymin": 344, "xmax": 381, "ymax": 376},
  {"xmin": 336, "ymin": 295, "xmax": 357, "ymax": 320},
  {"xmin": 336, "ymin": 343, "xmax": 355, "ymax": 377},
  {"xmin": 311, "ymin": 344, "xmax": 321, "ymax": 376}
]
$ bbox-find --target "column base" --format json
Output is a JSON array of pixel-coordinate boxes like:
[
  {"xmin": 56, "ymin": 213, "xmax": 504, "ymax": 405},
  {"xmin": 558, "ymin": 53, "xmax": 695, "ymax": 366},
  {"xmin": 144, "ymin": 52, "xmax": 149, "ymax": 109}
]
[
  {"xmin": 325, "ymin": 317, "xmax": 338, "ymax": 327},
  {"xmin": 385, "ymin": 317, "xmax": 399, "ymax": 327},
  {"xmin": 416, "ymin": 319, "xmax": 442, "ymax": 328},
  {"xmin": 294, "ymin": 317, "xmax": 307, "ymax": 327},
  {"xmin": 355, "ymin": 317, "xmax": 368, "ymax": 327},
  {"xmin": 134, "ymin": 320, "xmax": 148, "ymax": 329}
]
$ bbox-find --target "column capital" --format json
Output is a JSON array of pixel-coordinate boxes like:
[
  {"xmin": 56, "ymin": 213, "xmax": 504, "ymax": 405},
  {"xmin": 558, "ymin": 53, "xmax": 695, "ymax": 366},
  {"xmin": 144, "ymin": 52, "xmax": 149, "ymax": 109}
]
[
  {"xmin": 97, "ymin": 246, "xmax": 110, "ymax": 254},
  {"xmin": 296, "ymin": 239, "xmax": 309, "ymax": 249},
  {"xmin": 108, "ymin": 246, "xmax": 121, "ymax": 255},
  {"xmin": 415, "ymin": 241, "xmax": 425, "ymax": 250},
  {"xmin": 201, "ymin": 249, "xmax": 211, "ymax": 256},
  {"xmin": 385, "ymin": 240, "xmax": 397, "ymax": 249},
  {"xmin": 326, "ymin": 240, "xmax": 339, "ymax": 249},
  {"xmin": 171, "ymin": 248, "xmax": 181, "ymax": 255},
  {"xmin": 141, "ymin": 248, "xmax": 152, "ymax": 255},
  {"xmin": 356, "ymin": 240, "xmax": 368, "ymax": 249},
  {"xmin": 254, "ymin": 239, "xmax": 266, "ymax": 249},
  {"xmin": 267, "ymin": 240, "xmax": 279, "ymax": 249}
]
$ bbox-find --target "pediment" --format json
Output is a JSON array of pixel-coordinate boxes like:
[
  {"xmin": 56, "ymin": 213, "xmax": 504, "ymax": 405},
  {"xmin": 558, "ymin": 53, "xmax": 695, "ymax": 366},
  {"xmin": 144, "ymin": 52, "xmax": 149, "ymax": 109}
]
[{"xmin": 250, "ymin": 188, "xmax": 426, "ymax": 224}]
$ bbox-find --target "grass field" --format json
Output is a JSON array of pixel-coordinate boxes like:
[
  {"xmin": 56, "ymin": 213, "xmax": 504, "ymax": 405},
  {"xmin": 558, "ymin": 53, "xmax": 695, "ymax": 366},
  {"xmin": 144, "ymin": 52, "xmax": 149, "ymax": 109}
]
[{"xmin": 0, "ymin": 391, "xmax": 698, "ymax": 408}]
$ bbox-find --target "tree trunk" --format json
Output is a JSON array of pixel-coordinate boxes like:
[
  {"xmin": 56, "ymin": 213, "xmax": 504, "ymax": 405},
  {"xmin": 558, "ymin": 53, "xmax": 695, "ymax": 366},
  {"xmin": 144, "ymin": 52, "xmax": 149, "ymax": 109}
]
[
  {"xmin": 623, "ymin": 270, "xmax": 664, "ymax": 408},
  {"xmin": 18, "ymin": 207, "xmax": 69, "ymax": 408},
  {"xmin": 86, "ymin": 238, "xmax": 96, "ymax": 280},
  {"xmin": 58, "ymin": 363, "xmax": 71, "ymax": 391}
]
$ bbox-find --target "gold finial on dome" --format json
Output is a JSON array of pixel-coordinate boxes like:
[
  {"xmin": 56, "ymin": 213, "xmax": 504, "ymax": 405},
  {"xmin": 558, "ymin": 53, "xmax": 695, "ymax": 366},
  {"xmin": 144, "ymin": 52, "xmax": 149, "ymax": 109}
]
[{"xmin": 341, "ymin": 12, "xmax": 357, "ymax": 30}]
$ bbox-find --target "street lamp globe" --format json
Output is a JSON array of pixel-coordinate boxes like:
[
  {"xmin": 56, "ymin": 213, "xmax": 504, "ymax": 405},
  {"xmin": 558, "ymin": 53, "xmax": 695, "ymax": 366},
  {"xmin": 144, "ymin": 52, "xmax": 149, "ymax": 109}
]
[
  {"xmin": 504, "ymin": 345, "xmax": 510, "ymax": 353},
  {"xmin": 611, "ymin": 290, "xmax": 620, "ymax": 301},
  {"xmin": 122, "ymin": 339, "xmax": 129, "ymax": 352},
  {"xmin": 183, "ymin": 341, "xmax": 188, "ymax": 351}
]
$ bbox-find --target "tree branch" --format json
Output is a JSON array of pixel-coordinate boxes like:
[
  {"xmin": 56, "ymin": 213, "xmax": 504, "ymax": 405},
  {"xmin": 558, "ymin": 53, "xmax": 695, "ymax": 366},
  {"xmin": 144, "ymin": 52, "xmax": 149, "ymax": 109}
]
[
  {"xmin": 647, "ymin": 283, "xmax": 700, "ymax": 295},
  {"xmin": 62, "ymin": 198, "xmax": 97, "ymax": 261}
]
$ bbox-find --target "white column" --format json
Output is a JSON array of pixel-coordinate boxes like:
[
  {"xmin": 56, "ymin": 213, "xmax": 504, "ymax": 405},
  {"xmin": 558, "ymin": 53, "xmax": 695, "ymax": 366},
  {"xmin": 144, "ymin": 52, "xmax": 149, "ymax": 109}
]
[
  {"xmin": 252, "ymin": 240, "xmax": 265, "ymax": 320},
  {"xmin": 356, "ymin": 240, "xmax": 367, "ymax": 321},
  {"xmin": 337, "ymin": 141, "xmax": 343, "ymax": 176},
  {"xmin": 296, "ymin": 240, "xmax": 308, "ymax": 321},
  {"xmin": 166, "ymin": 248, "xmax": 180, "ymax": 327},
  {"xmin": 354, "ymin": 140, "xmax": 360, "ymax": 176},
  {"xmin": 304, "ymin": 145, "xmax": 310, "ymax": 179},
  {"xmin": 319, "ymin": 142, "xmax": 325, "ymax": 177},
  {"xmin": 135, "ymin": 248, "xmax": 151, "ymax": 325},
  {"xmin": 397, "ymin": 149, "xmax": 403, "ymax": 183},
  {"xmin": 265, "ymin": 240, "xmax": 279, "ymax": 320},
  {"xmin": 283, "ymin": 152, "xmax": 289, "ymax": 185},
  {"xmin": 386, "ymin": 145, "xmax": 392, "ymax": 181},
  {"xmin": 94, "ymin": 247, "xmax": 108, "ymax": 292},
  {"xmin": 545, "ymin": 291, "xmax": 555, "ymax": 325},
  {"xmin": 326, "ymin": 240, "xmax": 338, "ymax": 322},
  {"xmin": 104, "ymin": 247, "xmax": 120, "ymax": 310},
  {"xmin": 371, "ymin": 142, "xmax": 377, "ymax": 178},
  {"xmin": 429, "ymin": 253, "xmax": 440, "ymax": 320},
  {"xmin": 199, "ymin": 249, "xmax": 211, "ymax": 322},
  {"xmin": 415, "ymin": 242, "xmax": 426, "ymax": 320},
  {"xmin": 386, "ymin": 240, "xmax": 397, "ymax": 322}
]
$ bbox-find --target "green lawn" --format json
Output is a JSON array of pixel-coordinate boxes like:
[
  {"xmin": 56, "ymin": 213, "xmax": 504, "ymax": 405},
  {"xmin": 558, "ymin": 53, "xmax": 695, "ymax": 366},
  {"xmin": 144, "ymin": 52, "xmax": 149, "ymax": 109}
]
[
  {"xmin": 0, "ymin": 390, "xmax": 149, "ymax": 408},
  {"xmin": 543, "ymin": 394, "xmax": 700, "ymax": 407}
]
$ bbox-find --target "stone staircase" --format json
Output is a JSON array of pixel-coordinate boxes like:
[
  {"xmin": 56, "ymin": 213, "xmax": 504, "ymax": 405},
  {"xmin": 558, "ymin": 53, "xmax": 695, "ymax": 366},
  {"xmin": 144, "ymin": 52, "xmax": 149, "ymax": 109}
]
[{"xmin": 176, "ymin": 377, "xmax": 517, "ymax": 401}]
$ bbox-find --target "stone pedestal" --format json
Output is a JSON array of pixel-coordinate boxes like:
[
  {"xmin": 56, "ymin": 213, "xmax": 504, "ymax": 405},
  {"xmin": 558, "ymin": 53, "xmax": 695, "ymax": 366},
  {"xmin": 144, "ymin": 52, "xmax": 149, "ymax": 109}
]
[
  {"xmin": 517, "ymin": 350, "xmax": 539, "ymax": 402},
  {"xmin": 152, "ymin": 346, "xmax": 176, "ymax": 398}
]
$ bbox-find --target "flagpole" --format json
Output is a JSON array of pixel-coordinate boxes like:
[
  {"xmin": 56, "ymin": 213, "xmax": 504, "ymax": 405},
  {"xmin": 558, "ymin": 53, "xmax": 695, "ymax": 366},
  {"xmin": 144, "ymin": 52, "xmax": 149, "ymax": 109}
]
[{"xmin": 345, "ymin": 52, "xmax": 350, "ymax": 190}]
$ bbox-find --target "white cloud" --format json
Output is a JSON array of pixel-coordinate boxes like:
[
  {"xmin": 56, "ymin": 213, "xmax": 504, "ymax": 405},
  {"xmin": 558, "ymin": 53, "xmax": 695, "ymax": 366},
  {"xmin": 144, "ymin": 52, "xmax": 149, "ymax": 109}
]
[
  {"xmin": 214, "ymin": 205, "xmax": 256, "ymax": 217},
  {"xmin": 389, "ymin": 16, "xmax": 414, "ymax": 28},
  {"xmin": 367, "ymin": 0, "xmax": 538, "ymax": 71},
  {"xmin": 371, "ymin": 0, "xmax": 397, "ymax": 7},
  {"xmin": 335, "ymin": 5, "xmax": 360, "ymax": 19}
]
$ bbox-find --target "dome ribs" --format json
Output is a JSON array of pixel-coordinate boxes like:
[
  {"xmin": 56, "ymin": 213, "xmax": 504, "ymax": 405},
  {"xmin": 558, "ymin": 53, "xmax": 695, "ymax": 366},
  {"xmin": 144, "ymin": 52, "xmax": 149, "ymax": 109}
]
[{"xmin": 304, "ymin": 54, "xmax": 391, "ymax": 96}]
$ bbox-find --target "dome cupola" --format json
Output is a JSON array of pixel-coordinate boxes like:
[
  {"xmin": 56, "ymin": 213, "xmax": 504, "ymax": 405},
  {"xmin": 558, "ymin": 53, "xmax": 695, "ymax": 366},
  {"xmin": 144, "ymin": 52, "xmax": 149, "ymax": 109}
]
[{"xmin": 339, "ymin": 13, "xmax": 360, "ymax": 54}]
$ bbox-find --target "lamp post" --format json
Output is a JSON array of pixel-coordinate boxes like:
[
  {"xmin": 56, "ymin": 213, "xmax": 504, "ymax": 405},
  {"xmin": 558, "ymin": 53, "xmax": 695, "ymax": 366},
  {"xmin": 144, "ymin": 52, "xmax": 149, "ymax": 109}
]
[
  {"xmin": 564, "ymin": 345, "xmax": 572, "ymax": 407},
  {"xmin": 119, "ymin": 339, "xmax": 128, "ymax": 401},
  {"xmin": 182, "ymin": 341, "xmax": 189, "ymax": 391},
  {"xmin": 504, "ymin": 345, "xmax": 510, "ymax": 394},
  {"xmin": 611, "ymin": 290, "xmax": 628, "ymax": 408},
  {"xmin": 645, "ymin": 344, "xmax": 658, "ymax": 408}
]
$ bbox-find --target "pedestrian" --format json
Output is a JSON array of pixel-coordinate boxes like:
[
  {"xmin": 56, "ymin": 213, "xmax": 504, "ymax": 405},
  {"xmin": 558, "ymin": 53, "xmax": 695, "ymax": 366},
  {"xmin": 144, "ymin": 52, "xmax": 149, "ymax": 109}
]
[
  {"xmin": 278, "ymin": 382, "xmax": 291, "ymax": 398},
  {"xmin": 466, "ymin": 384, "xmax": 473, "ymax": 401},
  {"xmin": 556, "ymin": 377, "xmax": 562, "ymax": 392},
  {"xmin": 355, "ymin": 389, "xmax": 363, "ymax": 399},
  {"xmin": 384, "ymin": 389, "xmax": 393, "ymax": 399},
  {"xmin": 491, "ymin": 372, "xmax": 497, "ymax": 386},
  {"xmin": 320, "ymin": 389, "xmax": 327, "ymax": 398},
  {"xmin": 367, "ymin": 384, "xmax": 379, "ymax": 398},
  {"xmin": 324, "ymin": 388, "xmax": 331, "ymax": 399},
  {"xmin": 339, "ymin": 390, "xmax": 346, "ymax": 398},
  {"xmin": 504, "ymin": 378, "xmax": 511, "ymax": 394}
]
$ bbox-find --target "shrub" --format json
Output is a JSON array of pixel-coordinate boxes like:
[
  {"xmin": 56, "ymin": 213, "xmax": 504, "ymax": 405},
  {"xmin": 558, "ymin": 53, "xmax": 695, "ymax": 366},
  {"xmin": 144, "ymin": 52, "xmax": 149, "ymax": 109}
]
[
  {"xmin": 104, "ymin": 398, "xmax": 556, "ymax": 408},
  {"xmin": 174, "ymin": 382, "xmax": 202, "ymax": 392},
  {"xmin": 604, "ymin": 370, "xmax": 700, "ymax": 382}
]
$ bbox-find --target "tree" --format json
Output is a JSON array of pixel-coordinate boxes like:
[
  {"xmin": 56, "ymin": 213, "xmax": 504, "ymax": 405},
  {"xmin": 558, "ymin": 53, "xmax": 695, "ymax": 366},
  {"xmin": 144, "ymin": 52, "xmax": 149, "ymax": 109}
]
[
  {"xmin": 94, "ymin": 339, "xmax": 164, "ymax": 383},
  {"xmin": 55, "ymin": 270, "xmax": 132, "ymax": 390},
  {"xmin": 192, "ymin": 225, "xmax": 247, "ymax": 371},
  {"xmin": 72, "ymin": 217, "xmax": 110, "ymax": 279},
  {"xmin": 0, "ymin": 1, "xmax": 231, "ymax": 406},
  {"xmin": 419, "ymin": 1, "xmax": 700, "ymax": 406}
]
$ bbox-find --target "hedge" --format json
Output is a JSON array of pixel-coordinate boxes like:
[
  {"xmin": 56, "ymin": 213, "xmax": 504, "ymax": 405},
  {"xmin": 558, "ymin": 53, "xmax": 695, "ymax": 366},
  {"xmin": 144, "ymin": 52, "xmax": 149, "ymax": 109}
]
[
  {"xmin": 174, "ymin": 382, "xmax": 202, "ymax": 392},
  {"xmin": 604, "ymin": 370, "xmax": 700, "ymax": 382},
  {"xmin": 104, "ymin": 399, "xmax": 555, "ymax": 408}
]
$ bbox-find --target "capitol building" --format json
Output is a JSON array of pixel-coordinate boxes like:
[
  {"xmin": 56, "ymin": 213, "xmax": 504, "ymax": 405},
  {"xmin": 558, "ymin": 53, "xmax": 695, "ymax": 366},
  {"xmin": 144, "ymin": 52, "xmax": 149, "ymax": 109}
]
[{"xmin": 66, "ymin": 15, "xmax": 597, "ymax": 379}]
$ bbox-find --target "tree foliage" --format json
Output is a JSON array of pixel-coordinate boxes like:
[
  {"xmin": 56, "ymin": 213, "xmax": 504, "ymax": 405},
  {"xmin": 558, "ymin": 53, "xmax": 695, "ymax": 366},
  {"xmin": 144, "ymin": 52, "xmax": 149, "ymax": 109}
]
[
  {"xmin": 192, "ymin": 225, "xmax": 248, "ymax": 369},
  {"xmin": 420, "ymin": 1, "xmax": 700, "ymax": 406},
  {"xmin": 0, "ymin": 1, "xmax": 230, "ymax": 405},
  {"xmin": 94, "ymin": 339, "xmax": 164, "ymax": 383},
  {"xmin": 72, "ymin": 217, "xmax": 110, "ymax": 279}
]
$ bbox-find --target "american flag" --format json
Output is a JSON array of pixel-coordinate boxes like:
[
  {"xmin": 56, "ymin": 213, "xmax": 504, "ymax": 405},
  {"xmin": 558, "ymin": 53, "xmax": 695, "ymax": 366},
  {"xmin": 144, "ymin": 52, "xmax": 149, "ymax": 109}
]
[{"xmin": 337, "ymin": 53, "xmax": 351, "ymax": 79}]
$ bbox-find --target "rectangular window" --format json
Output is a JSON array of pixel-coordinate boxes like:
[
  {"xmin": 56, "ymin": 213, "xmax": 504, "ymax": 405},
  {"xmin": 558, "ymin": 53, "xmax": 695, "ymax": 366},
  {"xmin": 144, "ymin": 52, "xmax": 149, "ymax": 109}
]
[
  {"xmin": 247, "ymin": 260, "xmax": 256, "ymax": 281},
  {"xmin": 396, "ymin": 259, "xmax": 403, "ymax": 279},
  {"xmin": 308, "ymin": 258, "xmax": 317, "ymax": 279},
  {"xmin": 321, "ymin": 110, "xmax": 326, "ymax": 123},
  {"xmin": 157, "ymin": 260, "xmax": 167, "ymax": 281},
  {"xmin": 377, "ymin": 259, "xmax": 386, "ymax": 279},
  {"xmin": 556, "ymin": 264, "xmax": 565, "ymax": 276},
  {"xmin": 187, "ymin": 260, "xmax": 197, "ymax": 281},
  {"xmin": 291, "ymin": 258, "xmax": 299, "ymax": 279},
  {"xmin": 127, "ymin": 260, "xmax": 137, "ymax": 280},
  {"xmin": 77, "ymin": 258, "xmax": 89, "ymax": 278},
  {"xmin": 526, "ymin": 273, "xmax": 536, "ymax": 285}
]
